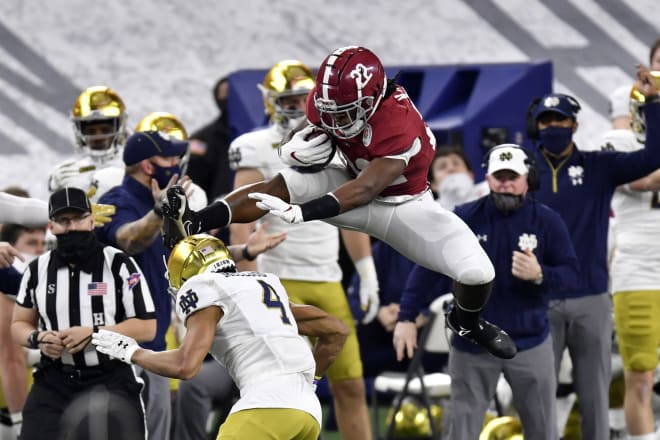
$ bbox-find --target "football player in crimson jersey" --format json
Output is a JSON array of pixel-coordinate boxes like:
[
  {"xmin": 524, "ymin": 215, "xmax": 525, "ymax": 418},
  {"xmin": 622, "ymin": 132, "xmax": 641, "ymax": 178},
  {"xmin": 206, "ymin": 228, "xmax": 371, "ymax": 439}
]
[{"xmin": 162, "ymin": 46, "xmax": 516, "ymax": 360}]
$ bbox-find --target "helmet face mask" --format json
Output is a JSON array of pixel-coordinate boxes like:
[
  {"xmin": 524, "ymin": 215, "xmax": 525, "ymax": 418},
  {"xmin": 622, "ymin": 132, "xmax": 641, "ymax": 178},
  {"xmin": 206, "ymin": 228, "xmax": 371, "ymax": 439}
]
[
  {"xmin": 316, "ymin": 96, "xmax": 372, "ymax": 139},
  {"xmin": 167, "ymin": 234, "xmax": 236, "ymax": 292},
  {"xmin": 71, "ymin": 86, "xmax": 127, "ymax": 162},
  {"xmin": 314, "ymin": 46, "xmax": 386, "ymax": 140},
  {"xmin": 260, "ymin": 60, "xmax": 315, "ymax": 129}
]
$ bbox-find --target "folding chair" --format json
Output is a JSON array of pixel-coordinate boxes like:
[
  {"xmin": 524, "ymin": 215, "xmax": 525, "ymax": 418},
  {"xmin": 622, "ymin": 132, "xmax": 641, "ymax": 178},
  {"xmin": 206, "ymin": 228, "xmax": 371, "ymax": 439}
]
[{"xmin": 371, "ymin": 293, "xmax": 454, "ymax": 440}]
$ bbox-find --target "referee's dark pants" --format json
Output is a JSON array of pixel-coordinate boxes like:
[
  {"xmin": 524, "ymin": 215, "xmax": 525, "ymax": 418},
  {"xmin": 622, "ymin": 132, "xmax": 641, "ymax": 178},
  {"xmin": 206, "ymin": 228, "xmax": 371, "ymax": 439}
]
[{"xmin": 21, "ymin": 359, "xmax": 146, "ymax": 440}]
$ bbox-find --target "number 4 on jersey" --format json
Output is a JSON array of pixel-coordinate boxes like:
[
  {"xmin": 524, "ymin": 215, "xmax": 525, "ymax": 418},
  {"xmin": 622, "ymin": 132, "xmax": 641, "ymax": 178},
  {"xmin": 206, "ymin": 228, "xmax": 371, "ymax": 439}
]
[{"xmin": 259, "ymin": 280, "xmax": 291, "ymax": 324}]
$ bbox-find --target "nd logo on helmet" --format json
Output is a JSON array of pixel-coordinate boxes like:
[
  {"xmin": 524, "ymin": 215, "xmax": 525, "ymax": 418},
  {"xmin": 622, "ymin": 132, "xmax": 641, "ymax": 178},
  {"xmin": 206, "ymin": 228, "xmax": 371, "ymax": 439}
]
[{"xmin": 499, "ymin": 151, "xmax": 513, "ymax": 161}]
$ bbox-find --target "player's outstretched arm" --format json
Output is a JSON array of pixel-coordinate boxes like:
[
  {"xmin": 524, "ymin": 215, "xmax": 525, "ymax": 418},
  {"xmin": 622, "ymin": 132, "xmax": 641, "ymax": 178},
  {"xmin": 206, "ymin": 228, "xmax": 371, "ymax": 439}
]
[
  {"xmin": 93, "ymin": 306, "xmax": 221, "ymax": 379},
  {"xmin": 291, "ymin": 303, "xmax": 349, "ymax": 377},
  {"xmin": 250, "ymin": 156, "xmax": 407, "ymax": 225}
]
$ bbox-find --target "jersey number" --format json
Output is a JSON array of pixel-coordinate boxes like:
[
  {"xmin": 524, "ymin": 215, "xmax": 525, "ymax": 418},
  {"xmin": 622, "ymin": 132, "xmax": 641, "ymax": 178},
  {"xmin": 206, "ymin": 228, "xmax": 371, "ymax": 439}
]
[{"xmin": 259, "ymin": 280, "xmax": 291, "ymax": 324}]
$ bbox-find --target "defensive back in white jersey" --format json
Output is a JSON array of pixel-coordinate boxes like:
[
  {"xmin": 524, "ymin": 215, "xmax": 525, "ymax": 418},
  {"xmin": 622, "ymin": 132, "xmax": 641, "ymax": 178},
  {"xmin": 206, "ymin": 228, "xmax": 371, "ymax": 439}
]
[{"xmin": 174, "ymin": 270, "xmax": 317, "ymax": 388}]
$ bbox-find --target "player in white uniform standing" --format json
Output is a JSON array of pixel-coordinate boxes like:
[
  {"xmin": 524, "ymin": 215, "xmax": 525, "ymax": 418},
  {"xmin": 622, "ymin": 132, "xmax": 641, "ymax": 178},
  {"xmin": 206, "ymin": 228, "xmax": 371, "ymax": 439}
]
[
  {"xmin": 48, "ymin": 86, "xmax": 128, "ymax": 202},
  {"xmin": 92, "ymin": 234, "xmax": 348, "ymax": 440},
  {"xmin": 228, "ymin": 60, "xmax": 377, "ymax": 440},
  {"xmin": 49, "ymin": 87, "xmax": 207, "ymax": 209},
  {"xmin": 604, "ymin": 74, "xmax": 660, "ymax": 440}
]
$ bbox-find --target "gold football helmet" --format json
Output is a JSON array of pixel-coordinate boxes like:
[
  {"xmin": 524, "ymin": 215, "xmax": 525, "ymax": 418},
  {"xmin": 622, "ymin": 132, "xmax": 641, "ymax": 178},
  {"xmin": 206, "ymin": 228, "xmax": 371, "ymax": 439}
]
[
  {"xmin": 167, "ymin": 234, "xmax": 236, "ymax": 290},
  {"xmin": 630, "ymin": 70, "xmax": 660, "ymax": 144},
  {"xmin": 385, "ymin": 397, "xmax": 442, "ymax": 437},
  {"xmin": 259, "ymin": 60, "xmax": 315, "ymax": 129},
  {"xmin": 71, "ymin": 85, "xmax": 127, "ymax": 161},
  {"xmin": 135, "ymin": 112, "xmax": 188, "ymax": 141},
  {"xmin": 479, "ymin": 416, "xmax": 523, "ymax": 440}
]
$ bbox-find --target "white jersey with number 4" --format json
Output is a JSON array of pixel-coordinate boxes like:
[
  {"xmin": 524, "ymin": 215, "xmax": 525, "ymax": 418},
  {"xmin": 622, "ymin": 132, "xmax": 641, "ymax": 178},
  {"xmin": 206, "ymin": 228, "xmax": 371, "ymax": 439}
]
[
  {"xmin": 604, "ymin": 129, "xmax": 660, "ymax": 292},
  {"xmin": 229, "ymin": 125, "xmax": 342, "ymax": 282},
  {"xmin": 175, "ymin": 270, "xmax": 321, "ymax": 425}
]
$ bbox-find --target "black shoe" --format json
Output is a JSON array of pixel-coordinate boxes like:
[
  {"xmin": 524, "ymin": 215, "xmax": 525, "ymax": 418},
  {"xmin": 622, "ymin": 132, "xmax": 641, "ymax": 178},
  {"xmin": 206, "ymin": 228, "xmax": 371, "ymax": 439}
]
[
  {"xmin": 161, "ymin": 185, "xmax": 201, "ymax": 249},
  {"xmin": 445, "ymin": 305, "xmax": 517, "ymax": 359}
]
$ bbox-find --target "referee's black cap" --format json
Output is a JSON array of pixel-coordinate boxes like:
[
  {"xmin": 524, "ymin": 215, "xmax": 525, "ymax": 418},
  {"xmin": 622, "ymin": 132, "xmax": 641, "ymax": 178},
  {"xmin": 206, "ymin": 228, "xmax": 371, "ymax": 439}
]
[{"xmin": 49, "ymin": 187, "xmax": 92, "ymax": 218}]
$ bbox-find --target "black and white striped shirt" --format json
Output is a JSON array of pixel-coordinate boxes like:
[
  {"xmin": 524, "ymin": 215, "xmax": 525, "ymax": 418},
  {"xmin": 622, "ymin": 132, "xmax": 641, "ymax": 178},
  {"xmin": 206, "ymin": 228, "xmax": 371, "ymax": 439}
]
[{"xmin": 16, "ymin": 245, "xmax": 156, "ymax": 368}]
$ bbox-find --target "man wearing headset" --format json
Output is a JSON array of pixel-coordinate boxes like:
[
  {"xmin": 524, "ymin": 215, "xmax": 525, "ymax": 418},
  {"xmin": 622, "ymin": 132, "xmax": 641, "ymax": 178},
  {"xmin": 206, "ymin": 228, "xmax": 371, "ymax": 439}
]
[
  {"xmin": 527, "ymin": 66, "xmax": 660, "ymax": 440},
  {"xmin": 394, "ymin": 144, "xmax": 579, "ymax": 439}
]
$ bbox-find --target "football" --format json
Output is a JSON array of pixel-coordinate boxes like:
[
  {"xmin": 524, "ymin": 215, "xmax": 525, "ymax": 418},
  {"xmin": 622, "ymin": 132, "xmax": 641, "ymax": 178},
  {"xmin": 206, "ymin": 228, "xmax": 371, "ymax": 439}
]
[{"xmin": 303, "ymin": 127, "xmax": 329, "ymax": 141}]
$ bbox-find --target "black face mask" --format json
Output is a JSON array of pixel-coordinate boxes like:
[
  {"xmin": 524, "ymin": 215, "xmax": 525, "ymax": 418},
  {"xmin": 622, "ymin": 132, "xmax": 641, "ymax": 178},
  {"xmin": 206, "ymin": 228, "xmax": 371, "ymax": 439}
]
[
  {"xmin": 55, "ymin": 230, "xmax": 99, "ymax": 265},
  {"xmin": 491, "ymin": 192, "xmax": 525, "ymax": 215},
  {"xmin": 215, "ymin": 98, "xmax": 228, "ymax": 118}
]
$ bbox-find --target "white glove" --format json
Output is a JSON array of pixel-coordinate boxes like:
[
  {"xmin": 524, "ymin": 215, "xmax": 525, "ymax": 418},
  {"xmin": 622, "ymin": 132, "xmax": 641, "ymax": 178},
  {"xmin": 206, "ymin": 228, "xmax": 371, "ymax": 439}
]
[
  {"xmin": 279, "ymin": 126, "xmax": 335, "ymax": 168},
  {"xmin": 92, "ymin": 329, "xmax": 140, "ymax": 364},
  {"xmin": 355, "ymin": 256, "xmax": 380, "ymax": 324},
  {"xmin": 48, "ymin": 161, "xmax": 95, "ymax": 191},
  {"xmin": 248, "ymin": 192, "xmax": 304, "ymax": 224}
]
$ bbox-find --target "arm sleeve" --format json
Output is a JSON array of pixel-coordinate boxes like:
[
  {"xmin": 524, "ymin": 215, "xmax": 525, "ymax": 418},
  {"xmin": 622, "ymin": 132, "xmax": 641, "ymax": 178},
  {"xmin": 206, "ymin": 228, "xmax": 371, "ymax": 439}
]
[
  {"xmin": 15, "ymin": 264, "xmax": 34, "ymax": 307},
  {"xmin": 0, "ymin": 266, "xmax": 22, "ymax": 298},
  {"xmin": 115, "ymin": 252, "xmax": 156, "ymax": 319},
  {"xmin": 398, "ymin": 264, "xmax": 451, "ymax": 322},
  {"xmin": 175, "ymin": 277, "xmax": 227, "ymax": 325},
  {"xmin": 607, "ymin": 103, "xmax": 660, "ymax": 186},
  {"xmin": 0, "ymin": 193, "xmax": 47, "ymax": 227},
  {"xmin": 538, "ymin": 209, "xmax": 580, "ymax": 292}
]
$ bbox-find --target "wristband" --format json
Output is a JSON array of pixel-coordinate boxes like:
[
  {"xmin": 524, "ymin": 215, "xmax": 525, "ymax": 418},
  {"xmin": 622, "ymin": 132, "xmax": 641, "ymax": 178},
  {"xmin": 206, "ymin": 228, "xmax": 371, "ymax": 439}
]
[
  {"xmin": 300, "ymin": 193, "xmax": 341, "ymax": 221},
  {"xmin": 10, "ymin": 411, "xmax": 22, "ymax": 425},
  {"xmin": 312, "ymin": 375, "xmax": 322, "ymax": 391},
  {"xmin": 242, "ymin": 245, "xmax": 256, "ymax": 261},
  {"xmin": 27, "ymin": 330, "xmax": 40, "ymax": 349},
  {"xmin": 645, "ymin": 94, "xmax": 660, "ymax": 105}
]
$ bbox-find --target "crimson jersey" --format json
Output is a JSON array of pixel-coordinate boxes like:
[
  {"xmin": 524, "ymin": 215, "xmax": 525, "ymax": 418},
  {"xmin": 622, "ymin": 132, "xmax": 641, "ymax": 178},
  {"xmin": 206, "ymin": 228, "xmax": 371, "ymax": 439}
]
[{"xmin": 306, "ymin": 85, "xmax": 436, "ymax": 198}]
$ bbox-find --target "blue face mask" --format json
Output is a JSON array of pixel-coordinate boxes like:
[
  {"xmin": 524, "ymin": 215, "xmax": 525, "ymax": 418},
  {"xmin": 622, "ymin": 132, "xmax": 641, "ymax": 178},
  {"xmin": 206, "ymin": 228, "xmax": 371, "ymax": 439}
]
[
  {"xmin": 538, "ymin": 126, "xmax": 573, "ymax": 155},
  {"xmin": 152, "ymin": 164, "xmax": 181, "ymax": 189}
]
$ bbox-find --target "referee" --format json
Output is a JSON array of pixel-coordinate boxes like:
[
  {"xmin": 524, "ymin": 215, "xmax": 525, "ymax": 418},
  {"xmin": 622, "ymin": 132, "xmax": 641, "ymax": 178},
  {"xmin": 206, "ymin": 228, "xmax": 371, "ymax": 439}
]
[{"xmin": 11, "ymin": 187, "xmax": 156, "ymax": 440}]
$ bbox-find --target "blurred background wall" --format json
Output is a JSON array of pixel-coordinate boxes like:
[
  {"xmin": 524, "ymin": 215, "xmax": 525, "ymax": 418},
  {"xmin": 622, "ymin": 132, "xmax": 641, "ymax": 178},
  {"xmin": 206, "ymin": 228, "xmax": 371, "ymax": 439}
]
[{"xmin": 0, "ymin": 0, "xmax": 658, "ymax": 198}]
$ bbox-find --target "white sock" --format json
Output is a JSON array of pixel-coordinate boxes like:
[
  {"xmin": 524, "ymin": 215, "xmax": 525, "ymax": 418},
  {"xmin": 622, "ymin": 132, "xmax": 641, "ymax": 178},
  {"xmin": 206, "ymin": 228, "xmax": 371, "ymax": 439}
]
[{"xmin": 628, "ymin": 433, "xmax": 654, "ymax": 440}]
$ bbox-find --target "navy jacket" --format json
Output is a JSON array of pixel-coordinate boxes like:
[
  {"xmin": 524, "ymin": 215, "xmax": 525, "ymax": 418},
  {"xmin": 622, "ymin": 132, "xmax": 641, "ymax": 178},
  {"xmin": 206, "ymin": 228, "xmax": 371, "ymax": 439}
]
[
  {"xmin": 399, "ymin": 196, "xmax": 579, "ymax": 353},
  {"xmin": 0, "ymin": 266, "xmax": 22, "ymax": 297},
  {"xmin": 96, "ymin": 176, "xmax": 170, "ymax": 351},
  {"xmin": 533, "ymin": 102, "xmax": 660, "ymax": 299}
]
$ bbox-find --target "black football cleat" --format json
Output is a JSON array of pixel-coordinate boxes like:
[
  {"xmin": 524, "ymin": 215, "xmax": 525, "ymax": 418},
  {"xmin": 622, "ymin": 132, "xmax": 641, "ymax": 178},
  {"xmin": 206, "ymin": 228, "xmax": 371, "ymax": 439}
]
[
  {"xmin": 445, "ymin": 305, "xmax": 517, "ymax": 359},
  {"xmin": 160, "ymin": 185, "xmax": 201, "ymax": 249}
]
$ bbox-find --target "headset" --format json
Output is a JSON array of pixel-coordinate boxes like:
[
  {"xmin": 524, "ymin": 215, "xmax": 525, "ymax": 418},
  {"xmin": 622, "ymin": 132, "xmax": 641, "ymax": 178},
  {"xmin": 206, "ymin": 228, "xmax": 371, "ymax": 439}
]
[
  {"xmin": 525, "ymin": 97, "xmax": 542, "ymax": 140},
  {"xmin": 525, "ymin": 94, "xmax": 581, "ymax": 140},
  {"xmin": 481, "ymin": 143, "xmax": 540, "ymax": 192}
]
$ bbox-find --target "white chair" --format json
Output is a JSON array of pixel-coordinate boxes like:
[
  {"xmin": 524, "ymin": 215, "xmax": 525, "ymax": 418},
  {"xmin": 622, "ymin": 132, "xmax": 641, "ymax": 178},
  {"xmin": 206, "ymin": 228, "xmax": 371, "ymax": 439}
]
[{"xmin": 371, "ymin": 293, "xmax": 454, "ymax": 440}]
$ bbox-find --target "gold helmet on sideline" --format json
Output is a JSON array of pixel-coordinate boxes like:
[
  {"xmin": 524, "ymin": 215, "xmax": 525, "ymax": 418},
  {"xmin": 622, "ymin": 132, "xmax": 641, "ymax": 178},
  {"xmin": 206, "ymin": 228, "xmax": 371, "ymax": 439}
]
[
  {"xmin": 385, "ymin": 397, "xmax": 442, "ymax": 437},
  {"xmin": 71, "ymin": 85, "xmax": 127, "ymax": 161},
  {"xmin": 479, "ymin": 416, "xmax": 523, "ymax": 440},
  {"xmin": 259, "ymin": 60, "xmax": 315, "ymax": 128},
  {"xmin": 135, "ymin": 112, "xmax": 188, "ymax": 141},
  {"xmin": 630, "ymin": 70, "xmax": 660, "ymax": 144},
  {"xmin": 167, "ymin": 234, "xmax": 236, "ymax": 290}
]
